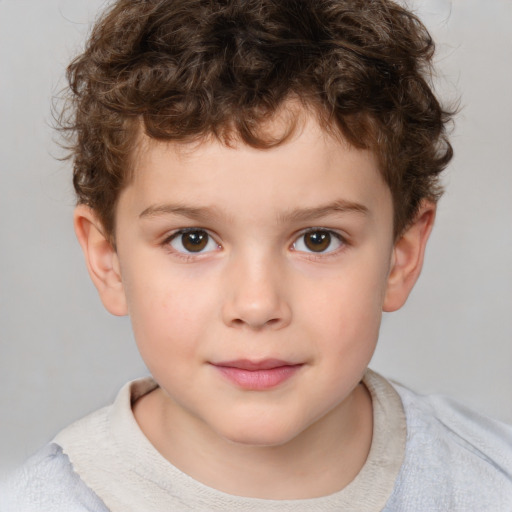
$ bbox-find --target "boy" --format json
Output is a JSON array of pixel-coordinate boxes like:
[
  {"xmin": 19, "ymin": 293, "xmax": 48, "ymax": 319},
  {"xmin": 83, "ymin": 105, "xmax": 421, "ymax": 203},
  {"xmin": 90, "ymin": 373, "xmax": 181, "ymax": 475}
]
[{"xmin": 2, "ymin": 0, "xmax": 512, "ymax": 510}]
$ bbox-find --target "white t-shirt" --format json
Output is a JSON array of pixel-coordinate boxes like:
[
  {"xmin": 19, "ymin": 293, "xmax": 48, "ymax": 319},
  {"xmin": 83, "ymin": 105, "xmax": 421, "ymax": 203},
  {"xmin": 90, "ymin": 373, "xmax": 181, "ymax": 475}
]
[{"xmin": 2, "ymin": 370, "xmax": 512, "ymax": 511}]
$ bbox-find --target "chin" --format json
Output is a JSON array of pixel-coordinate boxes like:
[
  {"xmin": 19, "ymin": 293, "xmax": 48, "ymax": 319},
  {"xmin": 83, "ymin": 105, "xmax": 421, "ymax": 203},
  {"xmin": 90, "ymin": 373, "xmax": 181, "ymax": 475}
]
[
  {"xmin": 224, "ymin": 431, "xmax": 299, "ymax": 448},
  {"xmin": 214, "ymin": 414, "xmax": 306, "ymax": 448}
]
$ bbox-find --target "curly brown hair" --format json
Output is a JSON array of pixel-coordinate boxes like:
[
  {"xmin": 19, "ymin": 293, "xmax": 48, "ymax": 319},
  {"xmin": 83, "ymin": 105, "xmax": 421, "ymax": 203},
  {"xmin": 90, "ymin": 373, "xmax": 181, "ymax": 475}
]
[{"xmin": 62, "ymin": 0, "xmax": 454, "ymax": 240}]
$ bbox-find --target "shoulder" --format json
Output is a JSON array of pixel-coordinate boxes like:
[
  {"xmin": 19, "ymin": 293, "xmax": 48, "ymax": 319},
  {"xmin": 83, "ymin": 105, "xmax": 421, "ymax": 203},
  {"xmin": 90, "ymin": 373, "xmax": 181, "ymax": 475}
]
[
  {"xmin": 396, "ymin": 383, "xmax": 512, "ymax": 470},
  {"xmin": 0, "ymin": 443, "xmax": 108, "ymax": 512},
  {"xmin": 387, "ymin": 382, "xmax": 512, "ymax": 510}
]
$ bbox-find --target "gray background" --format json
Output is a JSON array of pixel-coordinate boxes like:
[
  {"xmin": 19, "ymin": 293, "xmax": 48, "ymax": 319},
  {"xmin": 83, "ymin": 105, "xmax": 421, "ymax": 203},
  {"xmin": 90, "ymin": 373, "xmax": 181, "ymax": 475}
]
[{"xmin": 1, "ymin": 0, "xmax": 511, "ymax": 471}]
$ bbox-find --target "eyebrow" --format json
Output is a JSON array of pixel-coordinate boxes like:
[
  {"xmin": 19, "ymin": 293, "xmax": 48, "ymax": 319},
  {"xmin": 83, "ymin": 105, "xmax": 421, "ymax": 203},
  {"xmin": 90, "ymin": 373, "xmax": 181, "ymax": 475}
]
[
  {"xmin": 277, "ymin": 199, "xmax": 369, "ymax": 223},
  {"xmin": 139, "ymin": 199, "xmax": 368, "ymax": 223},
  {"xmin": 139, "ymin": 203, "xmax": 224, "ymax": 221}
]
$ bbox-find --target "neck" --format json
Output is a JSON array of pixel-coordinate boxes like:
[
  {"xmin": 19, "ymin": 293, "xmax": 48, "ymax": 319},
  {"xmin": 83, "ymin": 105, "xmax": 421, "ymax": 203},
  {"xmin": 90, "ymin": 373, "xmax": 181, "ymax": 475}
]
[{"xmin": 133, "ymin": 382, "xmax": 373, "ymax": 499}]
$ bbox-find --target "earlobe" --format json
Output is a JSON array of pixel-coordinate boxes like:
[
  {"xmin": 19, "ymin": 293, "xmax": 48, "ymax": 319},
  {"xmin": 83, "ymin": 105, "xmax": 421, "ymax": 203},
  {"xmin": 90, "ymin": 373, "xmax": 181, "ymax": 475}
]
[
  {"xmin": 383, "ymin": 201, "xmax": 436, "ymax": 312},
  {"xmin": 74, "ymin": 205, "xmax": 128, "ymax": 316}
]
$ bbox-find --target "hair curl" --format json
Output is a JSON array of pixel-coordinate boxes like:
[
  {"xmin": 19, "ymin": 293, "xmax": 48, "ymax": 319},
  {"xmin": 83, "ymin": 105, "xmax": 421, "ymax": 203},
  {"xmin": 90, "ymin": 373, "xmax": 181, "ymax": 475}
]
[{"xmin": 62, "ymin": 0, "xmax": 454, "ymax": 239}]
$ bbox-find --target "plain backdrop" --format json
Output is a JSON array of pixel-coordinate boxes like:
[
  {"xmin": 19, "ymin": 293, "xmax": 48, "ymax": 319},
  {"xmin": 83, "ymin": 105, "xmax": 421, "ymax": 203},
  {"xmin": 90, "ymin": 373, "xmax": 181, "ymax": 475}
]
[{"xmin": 1, "ymin": 0, "xmax": 511, "ymax": 471}]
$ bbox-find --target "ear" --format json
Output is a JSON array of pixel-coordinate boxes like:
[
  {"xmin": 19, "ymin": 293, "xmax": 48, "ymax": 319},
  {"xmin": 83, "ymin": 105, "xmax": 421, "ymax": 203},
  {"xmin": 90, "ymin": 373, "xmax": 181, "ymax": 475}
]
[
  {"xmin": 74, "ymin": 205, "xmax": 128, "ymax": 316},
  {"xmin": 383, "ymin": 201, "xmax": 436, "ymax": 312}
]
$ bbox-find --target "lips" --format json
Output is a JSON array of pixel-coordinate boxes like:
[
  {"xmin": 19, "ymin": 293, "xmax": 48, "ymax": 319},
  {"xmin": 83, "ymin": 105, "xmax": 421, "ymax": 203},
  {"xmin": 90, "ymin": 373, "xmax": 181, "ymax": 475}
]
[
  {"xmin": 211, "ymin": 359, "xmax": 303, "ymax": 390},
  {"xmin": 214, "ymin": 359, "xmax": 296, "ymax": 371}
]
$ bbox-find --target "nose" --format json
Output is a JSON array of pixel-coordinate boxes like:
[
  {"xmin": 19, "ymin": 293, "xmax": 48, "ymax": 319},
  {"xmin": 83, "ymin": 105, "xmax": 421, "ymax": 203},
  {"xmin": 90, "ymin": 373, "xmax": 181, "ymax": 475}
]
[{"xmin": 221, "ymin": 252, "xmax": 292, "ymax": 330}]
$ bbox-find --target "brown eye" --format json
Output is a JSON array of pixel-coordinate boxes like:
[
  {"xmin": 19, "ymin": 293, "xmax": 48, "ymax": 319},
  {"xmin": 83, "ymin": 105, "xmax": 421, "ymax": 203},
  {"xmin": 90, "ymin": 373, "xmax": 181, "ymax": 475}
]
[
  {"xmin": 304, "ymin": 231, "xmax": 331, "ymax": 252},
  {"xmin": 182, "ymin": 231, "xmax": 208, "ymax": 252},
  {"xmin": 170, "ymin": 229, "xmax": 217, "ymax": 254},
  {"xmin": 293, "ymin": 230, "xmax": 343, "ymax": 254}
]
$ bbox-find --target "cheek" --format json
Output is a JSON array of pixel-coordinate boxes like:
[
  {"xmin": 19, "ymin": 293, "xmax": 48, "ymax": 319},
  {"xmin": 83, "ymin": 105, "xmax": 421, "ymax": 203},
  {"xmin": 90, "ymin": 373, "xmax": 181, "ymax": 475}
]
[
  {"xmin": 302, "ymin": 256, "xmax": 389, "ymax": 352},
  {"xmin": 123, "ymin": 265, "xmax": 215, "ymax": 370}
]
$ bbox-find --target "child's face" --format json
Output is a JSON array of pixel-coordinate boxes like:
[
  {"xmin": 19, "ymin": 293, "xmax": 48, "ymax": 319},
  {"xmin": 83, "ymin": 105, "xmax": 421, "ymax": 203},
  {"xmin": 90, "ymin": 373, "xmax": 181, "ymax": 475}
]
[{"xmin": 81, "ymin": 111, "xmax": 428, "ymax": 447}]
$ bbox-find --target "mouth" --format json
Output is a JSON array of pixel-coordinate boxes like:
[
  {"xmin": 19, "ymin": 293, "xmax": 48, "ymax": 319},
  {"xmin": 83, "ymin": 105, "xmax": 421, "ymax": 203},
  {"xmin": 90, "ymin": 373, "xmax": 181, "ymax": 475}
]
[{"xmin": 210, "ymin": 359, "xmax": 303, "ymax": 390}]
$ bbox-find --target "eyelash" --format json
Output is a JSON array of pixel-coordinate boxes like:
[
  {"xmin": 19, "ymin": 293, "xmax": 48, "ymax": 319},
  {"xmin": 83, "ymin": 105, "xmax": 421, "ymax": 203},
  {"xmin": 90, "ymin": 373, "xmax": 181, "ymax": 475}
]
[
  {"xmin": 291, "ymin": 228, "xmax": 347, "ymax": 260},
  {"xmin": 163, "ymin": 228, "xmax": 221, "ymax": 261},
  {"xmin": 162, "ymin": 227, "xmax": 348, "ymax": 260}
]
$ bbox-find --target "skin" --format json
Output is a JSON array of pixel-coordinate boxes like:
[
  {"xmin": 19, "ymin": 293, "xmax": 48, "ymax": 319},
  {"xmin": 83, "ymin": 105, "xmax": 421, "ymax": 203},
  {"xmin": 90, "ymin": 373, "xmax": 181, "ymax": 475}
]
[{"xmin": 75, "ymin": 110, "xmax": 435, "ymax": 499}]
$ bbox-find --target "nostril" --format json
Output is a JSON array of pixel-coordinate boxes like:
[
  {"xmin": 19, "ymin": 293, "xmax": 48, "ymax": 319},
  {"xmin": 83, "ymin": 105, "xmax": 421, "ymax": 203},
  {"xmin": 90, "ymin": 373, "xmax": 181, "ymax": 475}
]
[
  {"xmin": 221, "ymin": 273, "xmax": 292, "ymax": 330},
  {"xmin": 229, "ymin": 315, "xmax": 284, "ymax": 330}
]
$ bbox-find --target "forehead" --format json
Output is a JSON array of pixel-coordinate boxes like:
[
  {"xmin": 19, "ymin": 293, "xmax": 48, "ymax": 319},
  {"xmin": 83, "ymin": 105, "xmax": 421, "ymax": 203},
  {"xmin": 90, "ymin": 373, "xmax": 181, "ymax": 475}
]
[
  {"xmin": 130, "ymin": 99, "xmax": 367, "ymax": 169},
  {"xmin": 122, "ymin": 110, "xmax": 392, "ymax": 227}
]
